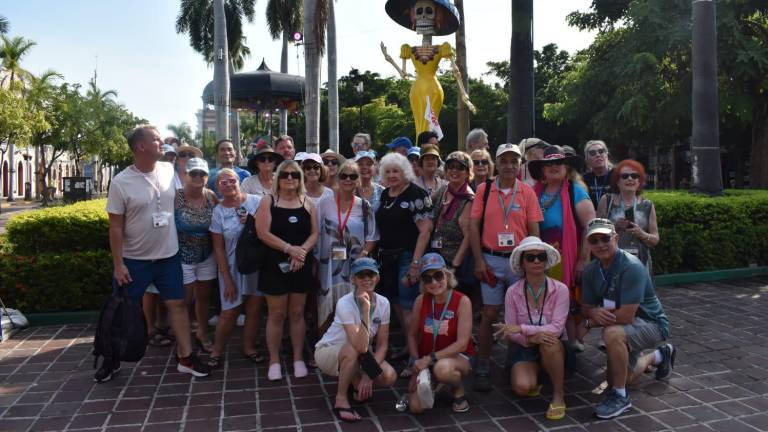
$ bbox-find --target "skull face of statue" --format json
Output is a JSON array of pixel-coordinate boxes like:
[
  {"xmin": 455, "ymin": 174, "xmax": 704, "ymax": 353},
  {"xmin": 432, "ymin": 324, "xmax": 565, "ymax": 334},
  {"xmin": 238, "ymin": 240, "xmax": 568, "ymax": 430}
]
[{"xmin": 412, "ymin": 0, "xmax": 436, "ymax": 35}]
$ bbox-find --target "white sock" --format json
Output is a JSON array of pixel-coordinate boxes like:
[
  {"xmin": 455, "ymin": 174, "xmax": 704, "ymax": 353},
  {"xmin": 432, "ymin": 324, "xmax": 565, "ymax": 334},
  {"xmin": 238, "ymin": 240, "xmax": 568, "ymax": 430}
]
[
  {"xmin": 614, "ymin": 387, "xmax": 627, "ymax": 397},
  {"xmin": 653, "ymin": 349, "xmax": 663, "ymax": 365}
]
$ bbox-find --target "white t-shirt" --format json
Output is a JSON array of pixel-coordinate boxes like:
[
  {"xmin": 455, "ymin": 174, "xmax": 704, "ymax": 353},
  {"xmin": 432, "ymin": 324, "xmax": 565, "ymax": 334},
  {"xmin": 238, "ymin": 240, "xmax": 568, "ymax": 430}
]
[
  {"xmin": 316, "ymin": 292, "xmax": 390, "ymax": 348},
  {"xmin": 240, "ymin": 176, "xmax": 272, "ymax": 196},
  {"xmin": 107, "ymin": 162, "xmax": 179, "ymax": 260}
]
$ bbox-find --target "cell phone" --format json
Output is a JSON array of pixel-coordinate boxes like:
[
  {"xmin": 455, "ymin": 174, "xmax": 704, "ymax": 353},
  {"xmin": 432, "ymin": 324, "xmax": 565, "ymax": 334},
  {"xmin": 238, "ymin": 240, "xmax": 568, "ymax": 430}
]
[
  {"xmin": 624, "ymin": 207, "xmax": 635, "ymax": 223},
  {"xmin": 278, "ymin": 261, "xmax": 291, "ymax": 273}
]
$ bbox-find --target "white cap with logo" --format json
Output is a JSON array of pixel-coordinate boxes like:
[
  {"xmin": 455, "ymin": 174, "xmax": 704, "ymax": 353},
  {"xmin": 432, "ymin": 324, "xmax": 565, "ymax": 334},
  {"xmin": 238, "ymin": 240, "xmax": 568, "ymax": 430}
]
[{"xmin": 495, "ymin": 143, "xmax": 522, "ymax": 159}]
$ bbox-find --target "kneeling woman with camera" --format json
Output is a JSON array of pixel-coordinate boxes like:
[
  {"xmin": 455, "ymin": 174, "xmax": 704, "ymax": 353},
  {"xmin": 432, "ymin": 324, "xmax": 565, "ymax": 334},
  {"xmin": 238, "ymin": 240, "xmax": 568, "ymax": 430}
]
[
  {"xmin": 314, "ymin": 258, "xmax": 397, "ymax": 423},
  {"xmin": 405, "ymin": 253, "xmax": 475, "ymax": 414}
]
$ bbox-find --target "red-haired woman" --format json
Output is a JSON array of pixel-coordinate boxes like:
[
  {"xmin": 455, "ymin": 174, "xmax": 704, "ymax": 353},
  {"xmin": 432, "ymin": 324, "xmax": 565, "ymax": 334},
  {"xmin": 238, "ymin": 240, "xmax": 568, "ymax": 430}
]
[{"xmin": 596, "ymin": 159, "xmax": 659, "ymax": 274}]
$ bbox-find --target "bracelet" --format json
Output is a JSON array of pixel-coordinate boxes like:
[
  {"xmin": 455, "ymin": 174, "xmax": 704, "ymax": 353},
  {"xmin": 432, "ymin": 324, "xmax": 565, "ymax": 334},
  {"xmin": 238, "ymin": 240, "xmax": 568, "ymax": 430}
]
[{"xmin": 283, "ymin": 243, "xmax": 290, "ymax": 254}]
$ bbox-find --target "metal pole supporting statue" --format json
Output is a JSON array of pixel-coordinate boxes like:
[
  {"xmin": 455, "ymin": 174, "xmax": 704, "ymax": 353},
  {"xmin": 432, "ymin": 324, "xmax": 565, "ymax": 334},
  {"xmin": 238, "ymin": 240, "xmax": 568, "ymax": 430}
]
[{"xmin": 381, "ymin": 0, "xmax": 476, "ymax": 141}]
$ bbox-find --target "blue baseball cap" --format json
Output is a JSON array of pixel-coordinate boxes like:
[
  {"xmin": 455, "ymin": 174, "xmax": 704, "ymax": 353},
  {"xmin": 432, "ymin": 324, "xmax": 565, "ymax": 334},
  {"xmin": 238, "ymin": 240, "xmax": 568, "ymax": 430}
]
[
  {"xmin": 354, "ymin": 150, "xmax": 377, "ymax": 162},
  {"xmin": 162, "ymin": 144, "xmax": 177, "ymax": 155},
  {"xmin": 419, "ymin": 253, "xmax": 446, "ymax": 275},
  {"xmin": 386, "ymin": 136, "xmax": 413, "ymax": 150},
  {"xmin": 407, "ymin": 147, "xmax": 421, "ymax": 158},
  {"xmin": 351, "ymin": 257, "xmax": 379, "ymax": 275}
]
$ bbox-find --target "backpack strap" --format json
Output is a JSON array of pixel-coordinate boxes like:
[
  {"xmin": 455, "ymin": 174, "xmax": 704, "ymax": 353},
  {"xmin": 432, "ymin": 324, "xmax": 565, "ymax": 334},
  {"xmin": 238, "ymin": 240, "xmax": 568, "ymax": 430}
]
[
  {"xmin": 478, "ymin": 179, "xmax": 492, "ymax": 236},
  {"xmin": 362, "ymin": 197, "xmax": 370, "ymax": 240}
]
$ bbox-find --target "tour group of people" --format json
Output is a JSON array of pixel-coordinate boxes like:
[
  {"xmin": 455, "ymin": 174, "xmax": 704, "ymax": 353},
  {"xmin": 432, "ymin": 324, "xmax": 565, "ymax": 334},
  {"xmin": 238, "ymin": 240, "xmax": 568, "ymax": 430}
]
[{"xmin": 104, "ymin": 126, "xmax": 674, "ymax": 422}]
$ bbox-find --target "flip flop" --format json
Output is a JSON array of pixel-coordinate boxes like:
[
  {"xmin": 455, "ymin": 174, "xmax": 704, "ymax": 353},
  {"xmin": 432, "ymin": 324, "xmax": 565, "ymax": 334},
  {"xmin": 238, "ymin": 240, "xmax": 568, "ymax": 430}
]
[
  {"xmin": 452, "ymin": 394, "xmax": 470, "ymax": 413},
  {"xmin": 148, "ymin": 329, "xmax": 173, "ymax": 347},
  {"xmin": 243, "ymin": 352, "xmax": 265, "ymax": 363},
  {"xmin": 206, "ymin": 356, "xmax": 221, "ymax": 368},
  {"xmin": 332, "ymin": 406, "xmax": 361, "ymax": 423},
  {"xmin": 546, "ymin": 403, "xmax": 566, "ymax": 420},
  {"xmin": 527, "ymin": 384, "xmax": 543, "ymax": 397}
]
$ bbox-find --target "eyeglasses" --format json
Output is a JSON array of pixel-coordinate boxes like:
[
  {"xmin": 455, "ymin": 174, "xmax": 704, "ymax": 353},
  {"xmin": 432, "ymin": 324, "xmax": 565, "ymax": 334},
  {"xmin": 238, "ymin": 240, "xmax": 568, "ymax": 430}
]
[
  {"xmin": 445, "ymin": 162, "xmax": 467, "ymax": 171},
  {"xmin": 323, "ymin": 159, "xmax": 339, "ymax": 166},
  {"xmin": 188, "ymin": 171, "xmax": 207, "ymax": 178},
  {"xmin": 523, "ymin": 252, "xmax": 548, "ymax": 263},
  {"xmin": 218, "ymin": 178, "xmax": 238, "ymax": 187},
  {"xmin": 588, "ymin": 234, "xmax": 613, "ymax": 245},
  {"xmin": 278, "ymin": 171, "xmax": 301, "ymax": 180},
  {"xmin": 339, "ymin": 173, "xmax": 359, "ymax": 180},
  {"xmin": 588, "ymin": 148, "xmax": 607, "ymax": 157},
  {"xmin": 257, "ymin": 155, "xmax": 279, "ymax": 163},
  {"xmin": 420, "ymin": 270, "xmax": 445, "ymax": 284},
  {"xmin": 177, "ymin": 152, "xmax": 195, "ymax": 158},
  {"xmin": 355, "ymin": 270, "xmax": 377, "ymax": 279},
  {"xmin": 621, "ymin": 173, "xmax": 640, "ymax": 180},
  {"xmin": 472, "ymin": 159, "xmax": 490, "ymax": 166},
  {"xmin": 303, "ymin": 163, "xmax": 321, "ymax": 171}
]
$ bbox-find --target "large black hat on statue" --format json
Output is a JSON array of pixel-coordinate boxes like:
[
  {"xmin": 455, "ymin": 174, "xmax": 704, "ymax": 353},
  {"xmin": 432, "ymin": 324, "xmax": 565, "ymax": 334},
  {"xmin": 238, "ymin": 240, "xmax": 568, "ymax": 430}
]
[{"xmin": 385, "ymin": 0, "xmax": 460, "ymax": 36}]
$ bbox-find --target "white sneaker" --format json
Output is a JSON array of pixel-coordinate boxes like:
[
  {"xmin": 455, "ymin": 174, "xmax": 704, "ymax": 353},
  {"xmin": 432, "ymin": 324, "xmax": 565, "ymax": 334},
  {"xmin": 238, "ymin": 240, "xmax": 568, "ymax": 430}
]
[{"xmin": 268, "ymin": 363, "xmax": 283, "ymax": 381}]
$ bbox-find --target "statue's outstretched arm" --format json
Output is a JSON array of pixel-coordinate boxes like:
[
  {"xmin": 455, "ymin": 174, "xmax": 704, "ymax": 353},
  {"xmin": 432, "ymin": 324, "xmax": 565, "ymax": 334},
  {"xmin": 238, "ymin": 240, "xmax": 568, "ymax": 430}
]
[
  {"xmin": 380, "ymin": 42, "xmax": 411, "ymax": 79},
  {"xmin": 445, "ymin": 46, "xmax": 477, "ymax": 114}
]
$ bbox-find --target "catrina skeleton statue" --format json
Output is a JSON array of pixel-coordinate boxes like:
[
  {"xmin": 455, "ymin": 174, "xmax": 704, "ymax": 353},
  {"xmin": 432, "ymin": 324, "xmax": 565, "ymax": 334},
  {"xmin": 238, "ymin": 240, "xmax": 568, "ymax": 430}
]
[{"xmin": 381, "ymin": 0, "xmax": 476, "ymax": 140}]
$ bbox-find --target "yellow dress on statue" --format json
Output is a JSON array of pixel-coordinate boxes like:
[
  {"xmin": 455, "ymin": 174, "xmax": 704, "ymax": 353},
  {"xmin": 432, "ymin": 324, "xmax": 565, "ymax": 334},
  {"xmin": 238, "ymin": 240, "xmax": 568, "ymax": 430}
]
[{"xmin": 400, "ymin": 42, "xmax": 453, "ymax": 138}]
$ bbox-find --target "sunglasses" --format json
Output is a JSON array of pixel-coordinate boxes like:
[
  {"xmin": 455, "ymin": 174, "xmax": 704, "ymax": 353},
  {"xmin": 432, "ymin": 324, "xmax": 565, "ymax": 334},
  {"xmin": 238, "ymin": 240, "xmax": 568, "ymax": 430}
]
[
  {"xmin": 323, "ymin": 159, "xmax": 339, "ymax": 166},
  {"xmin": 303, "ymin": 163, "xmax": 321, "ymax": 171},
  {"xmin": 339, "ymin": 173, "xmax": 359, "ymax": 181},
  {"xmin": 588, "ymin": 234, "xmax": 613, "ymax": 245},
  {"xmin": 177, "ymin": 152, "xmax": 195, "ymax": 158},
  {"xmin": 472, "ymin": 159, "xmax": 490, "ymax": 166},
  {"xmin": 621, "ymin": 173, "xmax": 640, "ymax": 180},
  {"xmin": 588, "ymin": 148, "xmax": 607, "ymax": 157},
  {"xmin": 355, "ymin": 270, "xmax": 377, "ymax": 279},
  {"xmin": 257, "ymin": 155, "xmax": 279, "ymax": 163},
  {"xmin": 420, "ymin": 270, "xmax": 445, "ymax": 284},
  {"xmin": 278, "ymin": 171, "xmax": 301, "ymax": 180},
  {"xmin": 543, "ymin": 160, "xmax": 566, "ymax": 167},
  {"xmin": 188, "ymin": 171, "xmax": 207, "ymax": 178},
  {"xmin": 523, "ymin": 252, "xmax": 548, "ymax": 263},
  {"xmin": 218, "ymin": 178, "xmax": 238, "ymax": 187},
  {"xmin": 445, "ymin": 162, "xmax": 467, "ymax": 171}
]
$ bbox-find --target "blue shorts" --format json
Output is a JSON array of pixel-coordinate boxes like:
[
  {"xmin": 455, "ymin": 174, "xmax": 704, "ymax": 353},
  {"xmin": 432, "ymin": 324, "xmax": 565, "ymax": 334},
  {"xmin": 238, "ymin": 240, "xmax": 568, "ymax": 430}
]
[
  {"xmin": 480, "ymin": 253, "xmax": 519, "ymax": 306},
  {"xmin": 114, "ymin": 254, "xmax": 184, "ymax": 302}
]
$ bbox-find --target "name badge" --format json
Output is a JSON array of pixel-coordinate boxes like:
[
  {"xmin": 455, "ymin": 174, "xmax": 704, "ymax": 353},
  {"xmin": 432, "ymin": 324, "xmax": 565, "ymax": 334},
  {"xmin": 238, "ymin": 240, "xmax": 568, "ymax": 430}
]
[
  {"xmin": 431, "ymin": 237, "xmax": 443, "ymax": 249},
  {"xmin": 152, "ymin": 212, "xmax": 170, "ymax": 228},
  {"xmin": 497, "ymin": 233, "xmax": 515, "ymax": 248},
  {"xmin": 603, "ymin": 298, "xmax": 616, "ymax": 310},
  {"xmin": 331, "ymin": 246, "xmax": 347, "ymax": 261}
]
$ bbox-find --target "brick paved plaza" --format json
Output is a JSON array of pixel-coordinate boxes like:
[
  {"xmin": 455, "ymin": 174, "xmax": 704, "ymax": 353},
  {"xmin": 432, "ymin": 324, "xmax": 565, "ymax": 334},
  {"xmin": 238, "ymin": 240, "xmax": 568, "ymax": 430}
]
[{"xmin": 1, "ymin": 277, "xmax": 768, "ymax": 432}]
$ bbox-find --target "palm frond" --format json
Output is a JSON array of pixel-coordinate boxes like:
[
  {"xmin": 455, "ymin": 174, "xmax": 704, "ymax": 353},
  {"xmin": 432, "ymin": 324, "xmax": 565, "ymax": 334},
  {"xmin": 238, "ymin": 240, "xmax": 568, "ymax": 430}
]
[{"xmin": 0, "ymin": 15, "xmax": 9, "ymax": 34}]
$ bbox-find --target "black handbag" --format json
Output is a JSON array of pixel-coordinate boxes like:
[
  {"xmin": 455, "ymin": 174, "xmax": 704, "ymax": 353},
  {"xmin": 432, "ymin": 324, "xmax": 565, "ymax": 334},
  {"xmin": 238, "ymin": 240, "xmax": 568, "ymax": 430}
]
[{"xmin": 235, "ymin": 213, "xmax": 266, "ymax": 274}]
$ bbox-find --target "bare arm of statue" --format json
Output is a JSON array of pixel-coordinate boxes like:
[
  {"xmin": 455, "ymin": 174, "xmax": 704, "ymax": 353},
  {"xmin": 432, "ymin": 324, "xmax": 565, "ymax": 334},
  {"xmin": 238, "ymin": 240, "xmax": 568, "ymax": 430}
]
[
  {"xmin": 380, "ymin": 42, "xmax": 411, "ymax": 79},
  {"xmin": 446, "ymin": 47, "xmax": 477, "ymax": 114}
]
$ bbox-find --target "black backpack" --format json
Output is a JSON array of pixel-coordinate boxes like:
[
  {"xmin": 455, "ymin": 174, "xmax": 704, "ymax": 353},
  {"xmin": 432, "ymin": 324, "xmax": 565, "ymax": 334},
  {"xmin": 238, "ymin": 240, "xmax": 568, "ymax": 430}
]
[{"xmin": 93, "ymin": 287, "xmax": 148, "ymax": 369}]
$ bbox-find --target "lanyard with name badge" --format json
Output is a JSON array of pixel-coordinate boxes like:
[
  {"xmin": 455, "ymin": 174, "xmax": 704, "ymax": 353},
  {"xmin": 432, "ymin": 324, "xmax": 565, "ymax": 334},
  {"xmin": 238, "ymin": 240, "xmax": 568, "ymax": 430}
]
[
  {"xmin": 332, "ymin": 195, "xmax": 354, "ymax": 260},
  {"xmin": 599, "ymin": 252, "xmax": 620, "ymax": 309},
  {"xmin": 496, "ymin": 178, "xmax": 519, "ymax": 248},
  {"xmin": 431, "ymin": 290, "xmax": 454, "ymax": 351},
  {"xmin": 135, "ymin": 165, "xmax": 170, "ymax": 228},
  {"xmin": 525, "ymin": 281, "xmax": 548, "ymax": 326}
]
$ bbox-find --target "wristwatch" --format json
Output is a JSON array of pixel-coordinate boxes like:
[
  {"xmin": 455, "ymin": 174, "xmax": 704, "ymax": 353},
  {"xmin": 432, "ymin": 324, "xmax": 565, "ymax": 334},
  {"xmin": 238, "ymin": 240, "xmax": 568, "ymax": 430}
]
[
  {"xmin": 430, "ymin": 352, "xmax": 438, "ymax": 365},
  {"xmin": 411, "ymin": 258, "xmax": 421, "ymax": 267}
]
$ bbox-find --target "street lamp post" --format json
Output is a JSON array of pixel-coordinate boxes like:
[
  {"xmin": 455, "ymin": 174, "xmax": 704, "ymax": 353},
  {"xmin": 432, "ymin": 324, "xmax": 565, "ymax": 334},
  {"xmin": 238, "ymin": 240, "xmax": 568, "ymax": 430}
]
[{"xmin": 356, "ymin": 81, "xmax": 364, "ymax": 131}]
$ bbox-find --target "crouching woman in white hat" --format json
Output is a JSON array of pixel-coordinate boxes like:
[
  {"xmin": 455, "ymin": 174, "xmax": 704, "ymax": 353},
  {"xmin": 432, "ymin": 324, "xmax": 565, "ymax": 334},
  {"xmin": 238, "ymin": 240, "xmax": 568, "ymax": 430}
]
[{"xmin": 493, "ymin": 237, "xmax": 570, "ymax": 420}]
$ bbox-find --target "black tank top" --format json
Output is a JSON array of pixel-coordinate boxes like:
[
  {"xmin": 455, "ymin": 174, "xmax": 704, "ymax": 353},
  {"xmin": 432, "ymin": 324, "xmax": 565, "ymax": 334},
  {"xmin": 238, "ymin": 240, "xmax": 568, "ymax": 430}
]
[{"xmin": 270, "ymin": 196, "xmax": 311, "ymax": 246}]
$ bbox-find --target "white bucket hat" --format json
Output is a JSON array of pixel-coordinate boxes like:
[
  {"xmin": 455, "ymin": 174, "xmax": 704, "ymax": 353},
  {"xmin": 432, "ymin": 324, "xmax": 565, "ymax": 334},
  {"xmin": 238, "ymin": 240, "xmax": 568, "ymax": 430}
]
[{"xmin": 509, "ymin": 236, "xmax": 561, "ymax": 276}]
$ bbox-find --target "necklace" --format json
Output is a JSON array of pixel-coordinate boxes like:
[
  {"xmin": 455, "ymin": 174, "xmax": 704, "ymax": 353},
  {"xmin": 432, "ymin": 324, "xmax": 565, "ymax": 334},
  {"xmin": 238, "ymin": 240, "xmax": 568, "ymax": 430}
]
[{"xmin": 539, "ymin": 184, "xmax": 563, "ymax": 212}]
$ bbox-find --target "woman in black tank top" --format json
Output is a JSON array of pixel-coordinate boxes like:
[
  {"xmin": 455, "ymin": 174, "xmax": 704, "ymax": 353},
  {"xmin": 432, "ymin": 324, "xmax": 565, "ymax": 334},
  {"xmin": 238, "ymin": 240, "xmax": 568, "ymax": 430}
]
[{"xmin": 256, "ymin": 161, "xmax": 319, "ymax": 382}]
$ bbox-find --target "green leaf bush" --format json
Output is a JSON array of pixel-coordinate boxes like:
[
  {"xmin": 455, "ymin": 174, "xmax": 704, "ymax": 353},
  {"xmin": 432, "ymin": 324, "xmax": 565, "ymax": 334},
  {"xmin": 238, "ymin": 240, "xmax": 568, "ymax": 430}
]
[{"xmin": 0, "ymin": 192, "xmax": 767, "ymax": 313}]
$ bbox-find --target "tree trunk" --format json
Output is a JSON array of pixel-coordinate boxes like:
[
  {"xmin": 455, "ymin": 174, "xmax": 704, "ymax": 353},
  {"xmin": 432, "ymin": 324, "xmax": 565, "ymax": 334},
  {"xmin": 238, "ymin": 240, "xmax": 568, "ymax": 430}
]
[
  {"xmin": 327, "ymin": 0, "xmax": 339, "ymax": 153},
  {"xmin": 750, "ymin": 101, "xmax": 768, "ymax": 188},
  {"xmin": 508, "ymin": 0, "xmax": 534, "ymax": 143},
  {"xmin": 303, "ymin": 0, "xmax": 321, "ymax": 154},
  {"xmin": 455, "ymin": 0, "xmax": 470, "ymax": 151},
  {"xmin": 690, "ymin": 0, "xmax": 723, "ymax": 195},
  {"xmin": 279, "ymin": 29, "xmax": 289, "ymax": 136},
  {"xmin": 7, "ymin": 141, "xmax": 15, "ymax": 202},
  {"xmin": 213, "ymin": 0, "xmax": 231, "ymax": 146}
]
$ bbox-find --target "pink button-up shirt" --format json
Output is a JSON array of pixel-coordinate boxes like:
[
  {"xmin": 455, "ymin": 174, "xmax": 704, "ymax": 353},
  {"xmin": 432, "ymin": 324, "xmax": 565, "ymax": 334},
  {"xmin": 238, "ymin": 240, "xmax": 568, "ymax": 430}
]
[{"xmin": 504, "ymin": 277, "xmax": 570, "ymax": 347}]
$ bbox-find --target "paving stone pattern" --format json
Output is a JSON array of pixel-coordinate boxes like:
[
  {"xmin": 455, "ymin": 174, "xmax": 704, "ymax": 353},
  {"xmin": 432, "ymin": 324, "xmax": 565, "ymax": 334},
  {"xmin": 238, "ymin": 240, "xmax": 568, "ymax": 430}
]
[{"xmin": 2, "ymin": 278, "xmax": 768, "ymax": 431}]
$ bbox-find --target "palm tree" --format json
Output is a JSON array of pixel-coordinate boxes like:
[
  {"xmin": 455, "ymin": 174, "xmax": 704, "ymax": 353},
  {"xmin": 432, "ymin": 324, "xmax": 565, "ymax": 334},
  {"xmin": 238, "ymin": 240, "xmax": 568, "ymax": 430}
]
[
  {"xmin": 455, "ymin": 0, "xmax": 470, "ymax": 149},
  {"xmin": 0, "ymin": 15, "xmax": 9, "ymax": 34},
  {"xmin": 168, "ymin": 122, "xmax": 195, "ymax": 144},
  {"xmin": 28, "ymin": 70, "xmax": 63, "ymax": 201},
  {"xmin": 302, "ymin": 0, "xmax": 328, "ymax": 153},
  {"xmin": 266, "ymin": 0, "xmax": 302, "ymax": 136},
  {"xmin": 176, "ymin": 0, "xmax": 257, "ymax": 71},
  {"xmin": 0, "ymin": 35, "xmax": 36, "ymax": 87}
]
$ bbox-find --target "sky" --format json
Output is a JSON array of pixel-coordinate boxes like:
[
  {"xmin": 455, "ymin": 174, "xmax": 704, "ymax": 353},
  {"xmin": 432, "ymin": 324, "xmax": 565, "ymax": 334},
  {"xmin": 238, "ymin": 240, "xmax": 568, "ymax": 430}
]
[{"xmin": 3, "ymin": 0, "xmax": 597, "ymax": 138}]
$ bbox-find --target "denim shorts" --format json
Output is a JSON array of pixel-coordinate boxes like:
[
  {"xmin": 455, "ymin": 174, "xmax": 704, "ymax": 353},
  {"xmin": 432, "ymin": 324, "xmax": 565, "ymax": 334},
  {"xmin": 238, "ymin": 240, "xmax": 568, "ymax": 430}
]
[
  {"xmin": 114, "ymin": 254, "xmax": 184, "ymax": 302},
  {"xmin": 377, "ymin": 249, "xmax": 418, "ymax": 309}
]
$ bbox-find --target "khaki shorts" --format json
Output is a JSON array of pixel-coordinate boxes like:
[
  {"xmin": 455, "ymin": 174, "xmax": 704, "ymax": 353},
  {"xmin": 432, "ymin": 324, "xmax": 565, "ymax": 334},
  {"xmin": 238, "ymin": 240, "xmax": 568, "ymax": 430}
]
[{"xmin": 314, "ymin": 343, "xmax": 343, "ymax": 377}]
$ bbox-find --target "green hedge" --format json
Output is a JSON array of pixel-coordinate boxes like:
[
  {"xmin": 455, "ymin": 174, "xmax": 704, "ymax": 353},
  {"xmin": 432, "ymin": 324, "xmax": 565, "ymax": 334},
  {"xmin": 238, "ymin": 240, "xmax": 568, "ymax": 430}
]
[
  {"xmin": 6, "ymin": 199, "xmax": 109, "ymax": 254},
  {"xmin": 645, "ymin": 190, "xmax": 768, "ymax": 274}
]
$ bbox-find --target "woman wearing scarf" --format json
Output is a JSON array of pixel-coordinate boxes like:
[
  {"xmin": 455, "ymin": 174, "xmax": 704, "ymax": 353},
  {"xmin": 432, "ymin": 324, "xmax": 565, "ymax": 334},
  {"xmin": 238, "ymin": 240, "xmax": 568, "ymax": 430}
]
[
  {"xmin": 528, "ymin": 146, "xmax": 595, "ymax": 347},
  {"xmin": 430, "ymin": 152, "xmax": 475, "ymax": 291}
]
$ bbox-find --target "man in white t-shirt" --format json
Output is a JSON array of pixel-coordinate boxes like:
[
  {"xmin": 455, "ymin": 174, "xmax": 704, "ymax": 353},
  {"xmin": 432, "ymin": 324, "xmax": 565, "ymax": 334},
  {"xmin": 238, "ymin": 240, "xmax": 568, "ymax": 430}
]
[
  {"xmin": 314, "ymin": 258, "xmax": 397, "ymax": 423},
  {"xmin": 99, "ymin": 125, "xmax": 210, "ymax": 383}
]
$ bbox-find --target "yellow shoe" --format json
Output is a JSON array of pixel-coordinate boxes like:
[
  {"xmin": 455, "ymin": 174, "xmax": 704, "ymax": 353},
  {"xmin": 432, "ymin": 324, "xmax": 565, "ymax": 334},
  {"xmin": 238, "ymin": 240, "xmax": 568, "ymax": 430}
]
[
  {"xmin": 546, "ymin": 403, "xmax": 566, "ymax": 420},
  {"xmin": 526, "ymin": 384, "xmax": 543, "ymax": 397}
]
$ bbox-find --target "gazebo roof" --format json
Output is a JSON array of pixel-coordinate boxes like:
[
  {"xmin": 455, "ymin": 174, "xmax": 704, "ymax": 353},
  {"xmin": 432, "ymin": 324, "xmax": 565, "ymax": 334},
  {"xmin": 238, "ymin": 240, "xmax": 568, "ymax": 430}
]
[{"xmin": 202, "ymin": 59, "xmax": 305, "ymax": 111}]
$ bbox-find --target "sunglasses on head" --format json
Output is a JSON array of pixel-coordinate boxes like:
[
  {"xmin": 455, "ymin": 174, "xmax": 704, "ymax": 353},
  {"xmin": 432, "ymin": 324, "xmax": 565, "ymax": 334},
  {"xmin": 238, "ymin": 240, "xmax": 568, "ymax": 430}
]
[
  {"xmin": 420, "ymin": 270, "xmax": 445, "ymax": 284},
  {"xmin": 472, "ymin": 159, "xmax": 490, "ymax": 166},
  {"xmin": 339, "ymin": 173, "xmax": 359, "ymax": 180},
  {"xmin": 445, "ymin": 162, "xmax": 467, "ymax": 171},
  {"xmin": 218, "ymin": 178, "xmax": 238, "ymax": 186},
  {"xmin": 355, "ymin": 270, "xmax": 377, "ymax": 279},
  {"xmin": 257, "ymin": 155, "xmax": 279, "ymax": 163},
  {"xmin": 188, "ymin": 171, "xmax": 207, "ymax": 178},
  {"xmin": 588, "ymin": 234, "xmax": 613, "ymax": 245},
  {"xmin": 523, "ymin": 252, "xmax": 548, "ymax": 263},
  {"xmin": 177, "ymin": 151, "xmax": 195, "ymax": 158},
  {"xmin": 621, "ymin": 173, "xmax": 640, "ymax": 180},
  {"xmin": 323, "ymin": 159, "xmax": 339, "ymax": 166},
  {"xmin": 588, "ymin": 148, "xmax": 607, "ymax": 157},
  {"xmin": 278, "ymin": 171, "xmax": 301, "ymax": 180}
]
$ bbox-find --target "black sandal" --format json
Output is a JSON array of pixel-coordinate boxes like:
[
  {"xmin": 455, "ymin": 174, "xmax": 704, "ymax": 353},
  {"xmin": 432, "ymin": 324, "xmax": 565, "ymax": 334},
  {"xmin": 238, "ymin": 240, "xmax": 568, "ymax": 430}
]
[
  {"xmin": 243, "ymin": 352, "xmax": 265, "ymax": 363},
  {"xmin": 148, "ymin": 328, "xmax": 173, "ymax": 347},
  {"xmin": 452, "ymin": 394, "xmax": 470, "ymax": 413},
  {"xmin": 333, "ymin": 406, "xmax": 361, "ymax": 423},
  {"xmin": 206, "ymin": 356, "xmax": 221, "ymax": 368},
  {"xmin": 195, "ymin": 335, "xmax": 213, "ymax": 354}
]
